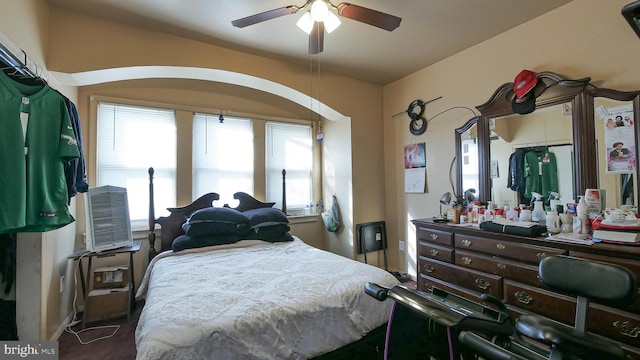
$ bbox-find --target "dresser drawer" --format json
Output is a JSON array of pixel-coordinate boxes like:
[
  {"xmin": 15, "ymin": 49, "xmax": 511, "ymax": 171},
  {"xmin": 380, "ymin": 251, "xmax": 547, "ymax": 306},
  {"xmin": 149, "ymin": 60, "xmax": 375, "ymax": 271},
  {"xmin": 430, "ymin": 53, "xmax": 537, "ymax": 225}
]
[
  {"xmin": 416, "ymin": 226, "xmax": 453, "ymax": 247},
  {"xmin": 418, "ymin": 241, "xmax": 454, "ymax": 263},
  {"xmin": 455, "ymin": 250, "xmax": 544, "ymax": 288},
  {"xmin": 503, "ymin": 280, "xmax": 576, "ymax": 326},
  {"xmin": 589, "ymin": 304, "xmax": 640, "ymax": 349},
  {"xmin": 418, "ymin": 273, "xmax": 485, "ymax": 303},
  {"xmin": 570, "ymin": 251, "xmax": 640, "ymax": 314},
  {"xmin": 418, "ymin": 256, "xmax": 502, "ymax": 298},
  {"xmin": 455, "ymin": 236, "xmax": 566, "ymax": 264}
]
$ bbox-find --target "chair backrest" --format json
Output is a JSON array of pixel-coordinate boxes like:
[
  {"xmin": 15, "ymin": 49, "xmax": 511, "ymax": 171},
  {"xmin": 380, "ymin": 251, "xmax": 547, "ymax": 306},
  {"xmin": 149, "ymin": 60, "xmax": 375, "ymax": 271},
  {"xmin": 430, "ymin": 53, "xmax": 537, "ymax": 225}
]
[{"xmin": 539, "ymin": 255, "xmax": 638, "ymax": 305}]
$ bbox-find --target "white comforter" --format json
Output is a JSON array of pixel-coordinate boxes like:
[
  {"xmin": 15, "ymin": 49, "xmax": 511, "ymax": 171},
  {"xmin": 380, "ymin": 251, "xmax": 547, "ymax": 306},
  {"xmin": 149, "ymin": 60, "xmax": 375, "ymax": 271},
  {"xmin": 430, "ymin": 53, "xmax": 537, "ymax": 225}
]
[{"xmin": 135, "ymin": 237, "xmax": 399, "ymax": 360}]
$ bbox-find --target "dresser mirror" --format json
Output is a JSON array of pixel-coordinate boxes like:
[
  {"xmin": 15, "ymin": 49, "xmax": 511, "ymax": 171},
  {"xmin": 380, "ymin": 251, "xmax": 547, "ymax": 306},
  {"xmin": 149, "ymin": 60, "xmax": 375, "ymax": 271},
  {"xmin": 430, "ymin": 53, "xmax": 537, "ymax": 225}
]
[
  {"xmin": 586, "ymin": 88, "xmax": 640, "ymax": 208},
  {"xmin": 456, "ymin": 71, "xmax": 593, "ymax": 204},
  {"xmin": 488, "ymin": 104, "xmax": 575, "ymax": 208}
]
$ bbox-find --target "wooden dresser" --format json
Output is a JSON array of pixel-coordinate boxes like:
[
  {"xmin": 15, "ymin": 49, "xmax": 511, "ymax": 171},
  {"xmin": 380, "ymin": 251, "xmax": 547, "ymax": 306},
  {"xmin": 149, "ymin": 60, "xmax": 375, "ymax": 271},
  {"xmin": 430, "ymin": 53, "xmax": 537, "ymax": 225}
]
[{"xmin": 412, "ymin": 218, "xmax": 640, "ymax": 359}]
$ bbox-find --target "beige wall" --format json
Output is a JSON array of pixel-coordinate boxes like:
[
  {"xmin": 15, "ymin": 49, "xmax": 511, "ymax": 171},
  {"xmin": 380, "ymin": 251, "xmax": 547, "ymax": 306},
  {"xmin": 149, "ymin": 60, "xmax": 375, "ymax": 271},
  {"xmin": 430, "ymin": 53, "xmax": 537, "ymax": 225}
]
[{"xmin": 383, "ymin": 0, "xmax": 640, "ymax": 277}]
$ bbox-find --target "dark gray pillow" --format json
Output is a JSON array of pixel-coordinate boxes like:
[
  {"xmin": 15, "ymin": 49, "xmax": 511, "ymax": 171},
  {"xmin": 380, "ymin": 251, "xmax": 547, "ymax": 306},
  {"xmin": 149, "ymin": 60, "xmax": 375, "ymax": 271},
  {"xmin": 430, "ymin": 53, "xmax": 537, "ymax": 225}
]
[
  {"xmin": 182, "ymin": 222, "xmax": 249, "ymax": 237},
  {"xmin": 243, "ymin": 208, "xmax": 288, "ymax": 228},
  {"xmin": 262, "ymin": 232, "xmax": 294, "ymax": 243},
  {"xmin": 244, "ymin": 224, "xmax": 291, "ymax": 240},
  {"xmin": 172, "ymin": 234, "xmax": 240, "ymax": 252},
  {"xmin": 183, "ymin": 207, "xmax": 250, "ymax": 236}
]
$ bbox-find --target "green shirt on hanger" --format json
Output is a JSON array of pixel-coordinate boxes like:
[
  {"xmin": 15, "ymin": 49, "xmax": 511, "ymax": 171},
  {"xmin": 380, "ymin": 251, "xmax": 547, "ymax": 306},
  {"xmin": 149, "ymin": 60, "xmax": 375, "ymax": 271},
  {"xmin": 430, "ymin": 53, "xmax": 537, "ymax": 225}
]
[
  {"xmin": 524, "ymin": 150, "xmax": 558, "ymax": 200},
  {"xmin": 0, "ymin": 70, "xmax": 79, "ymax": 233}
]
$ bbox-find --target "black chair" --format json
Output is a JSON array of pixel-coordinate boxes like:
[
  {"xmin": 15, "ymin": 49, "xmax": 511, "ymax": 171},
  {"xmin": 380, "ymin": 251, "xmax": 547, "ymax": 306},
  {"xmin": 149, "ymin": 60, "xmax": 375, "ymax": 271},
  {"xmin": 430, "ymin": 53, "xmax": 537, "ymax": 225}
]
[{"xmin": 515, "ymin": 255, "xmax": 638, "ymax": 360}]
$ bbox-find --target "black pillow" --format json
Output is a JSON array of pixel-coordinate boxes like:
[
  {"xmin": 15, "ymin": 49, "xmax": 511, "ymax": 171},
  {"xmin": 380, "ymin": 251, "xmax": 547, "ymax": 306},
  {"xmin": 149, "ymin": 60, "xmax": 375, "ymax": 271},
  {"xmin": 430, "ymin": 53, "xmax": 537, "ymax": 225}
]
[
  {"xmin": 261, "ymin": 232, "xmax": 294, "ymax": 243},
  {"xmin": 244, "ymin": 224, "xmax": 291, "ymax": 240},
  {"xmin": 182, "ymin": 222, "xmax": 249, "ymax": 237},
  {"xmin": 172, "ymin": 234, "xmax": 240, "ymax": 252},
  {"xmin": 243, "ymin": 208, "xmax": 289, "ymax": 228},
  {"xmin": 183, "ymin": 207, "xmax": 250, "ymax": 236}
]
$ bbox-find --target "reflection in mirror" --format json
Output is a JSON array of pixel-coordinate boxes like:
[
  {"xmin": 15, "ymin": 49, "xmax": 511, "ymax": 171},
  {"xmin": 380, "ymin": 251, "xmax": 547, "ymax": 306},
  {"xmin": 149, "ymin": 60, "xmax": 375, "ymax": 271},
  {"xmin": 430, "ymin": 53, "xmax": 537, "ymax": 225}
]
[
  {"xmin": 489, "ymin": 103, "xmax": 575, "ymax": 208},
  {"xmin": 593, "ymin": 97, "xmax": 637, "ymax": 208},
  {"xmin": 455, "ymin": 117, "xmax": 480, "ymax": 202},
  {"xmin": 460, "ymin": 126, "xmax": 479, "ymax": 197}
]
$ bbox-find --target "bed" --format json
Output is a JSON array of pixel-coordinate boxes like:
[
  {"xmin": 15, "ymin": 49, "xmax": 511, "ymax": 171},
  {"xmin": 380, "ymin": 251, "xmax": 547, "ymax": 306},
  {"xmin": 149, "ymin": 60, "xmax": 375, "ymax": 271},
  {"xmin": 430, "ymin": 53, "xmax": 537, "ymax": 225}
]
[{"xmin": 135, "ymin": 168, "xmax": 400, "ymax": 360}]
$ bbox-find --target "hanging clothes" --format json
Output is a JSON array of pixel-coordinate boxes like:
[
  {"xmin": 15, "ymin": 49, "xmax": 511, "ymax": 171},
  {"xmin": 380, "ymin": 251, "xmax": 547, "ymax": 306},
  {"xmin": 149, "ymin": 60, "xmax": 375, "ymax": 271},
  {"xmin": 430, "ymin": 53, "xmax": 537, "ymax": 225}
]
[
  {"xmin": 0, "ymin": 233, "xmax": 16, "ymax": 294},
  {"xmin": 0, "ymin": 70, "xmax": 79, "ymax": 233},
  {"xmin": 524, "ymin": 149, "xmax": 558, "ymax": 200},
  {"xmin": 56, "ymin": 92, "xmax": 89, "ymax": 201},
  {"xmin": 508, "ymin": 148, "xmax": 527, "ymax": 193}
]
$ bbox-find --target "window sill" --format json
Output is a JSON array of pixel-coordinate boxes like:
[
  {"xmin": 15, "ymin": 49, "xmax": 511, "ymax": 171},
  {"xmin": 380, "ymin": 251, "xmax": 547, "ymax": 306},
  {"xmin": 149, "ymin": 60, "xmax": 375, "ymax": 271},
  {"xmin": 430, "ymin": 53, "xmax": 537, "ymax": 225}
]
[{"xmin": 287, "ymin": 213, "xmax": 320, "ymax": 224}]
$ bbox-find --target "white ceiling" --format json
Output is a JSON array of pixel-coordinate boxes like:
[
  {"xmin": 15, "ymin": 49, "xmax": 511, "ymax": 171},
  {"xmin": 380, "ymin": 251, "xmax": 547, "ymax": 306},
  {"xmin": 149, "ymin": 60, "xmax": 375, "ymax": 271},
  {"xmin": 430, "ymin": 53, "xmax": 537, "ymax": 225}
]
[{"xmin": 45, "ymin": 0, "xmax": 574, "ymax": 85}]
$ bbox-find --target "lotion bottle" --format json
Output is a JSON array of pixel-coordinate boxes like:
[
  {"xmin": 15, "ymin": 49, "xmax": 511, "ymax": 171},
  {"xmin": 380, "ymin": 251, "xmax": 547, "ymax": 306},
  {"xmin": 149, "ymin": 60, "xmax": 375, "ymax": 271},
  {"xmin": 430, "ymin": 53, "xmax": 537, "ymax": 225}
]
[{"xmin": 576, "ymin": 195, "xmax": 590, "ymax": 234}]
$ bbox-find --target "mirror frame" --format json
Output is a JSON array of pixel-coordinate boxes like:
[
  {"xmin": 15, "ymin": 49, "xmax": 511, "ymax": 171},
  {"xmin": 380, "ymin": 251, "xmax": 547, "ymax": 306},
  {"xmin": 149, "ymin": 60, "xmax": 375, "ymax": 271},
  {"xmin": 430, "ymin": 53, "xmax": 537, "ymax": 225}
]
[
  {"xmin": 455, "ymin": 116, "xmax": 481, "ymax": 203},
  {"xmin": 456, "ymin": 71, "xmax": 592, "ymax": 203},
  {"xmin": 584, "ymin": 88, "xmax": 640, "ymax": 204}
]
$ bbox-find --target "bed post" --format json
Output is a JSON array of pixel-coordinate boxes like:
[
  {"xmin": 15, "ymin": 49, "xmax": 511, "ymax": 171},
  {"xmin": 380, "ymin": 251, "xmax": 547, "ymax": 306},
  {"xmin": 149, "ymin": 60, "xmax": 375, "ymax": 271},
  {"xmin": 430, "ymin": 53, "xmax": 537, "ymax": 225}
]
[
  {"xmin": 281, "ymin": 169, "xmax": 287, "ymax": 214},
  {"xmin": 148, "ymin": 167, "xmax": 157, "ymax": 261}
]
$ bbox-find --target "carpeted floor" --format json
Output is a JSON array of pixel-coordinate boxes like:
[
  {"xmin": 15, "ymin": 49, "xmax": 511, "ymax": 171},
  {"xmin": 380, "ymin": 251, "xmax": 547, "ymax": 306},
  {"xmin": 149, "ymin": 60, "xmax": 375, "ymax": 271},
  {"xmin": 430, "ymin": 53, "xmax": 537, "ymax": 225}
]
[{"xmin": 58, "ymin": 301, "xmax": 142, "ymax": 360}]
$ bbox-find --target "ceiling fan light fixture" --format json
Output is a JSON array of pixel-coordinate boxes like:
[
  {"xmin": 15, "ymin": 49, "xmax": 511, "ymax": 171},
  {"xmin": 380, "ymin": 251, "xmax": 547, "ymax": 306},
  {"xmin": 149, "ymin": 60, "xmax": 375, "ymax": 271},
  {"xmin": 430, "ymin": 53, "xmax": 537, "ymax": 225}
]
[
  {"xmin": 296, "ymin": 12, "xmax": 314, "ymax": 34},
  {"xmin": 310, "ymin": 0, "xmax": 329, "ymax": 22},
  {"xmin": 325, "ymin": 12, "xmax": 341, "ymax": 33}
]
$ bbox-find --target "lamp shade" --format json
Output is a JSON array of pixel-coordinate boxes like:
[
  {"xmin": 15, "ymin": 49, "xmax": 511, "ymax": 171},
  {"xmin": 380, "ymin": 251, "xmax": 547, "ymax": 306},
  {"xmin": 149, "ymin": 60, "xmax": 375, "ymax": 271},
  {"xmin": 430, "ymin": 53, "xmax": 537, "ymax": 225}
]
[
  {"xmin": 325, "ymin": 12, "xmax": 341, "ymax": 33},
  {"xmin": 439, "ymin": 192, "xmax": 452, "ymax": 206},
  {"xmin": 296, "ymin": 12, "xmax": 314, "ymax": 34},
  {"xmin": 310, "ymin": 0, "xmax": 329, "ymax": 22}
]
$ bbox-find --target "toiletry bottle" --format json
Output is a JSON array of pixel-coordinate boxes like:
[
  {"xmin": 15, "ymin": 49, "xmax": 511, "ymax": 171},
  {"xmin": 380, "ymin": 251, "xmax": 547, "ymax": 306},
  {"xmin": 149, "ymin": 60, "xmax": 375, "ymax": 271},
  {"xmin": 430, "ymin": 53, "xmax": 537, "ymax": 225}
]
[
  {"xmin": 506, "ymin": 206, "xmax": 518, "ymax": 222},
  {"xmin": 532, "ymin": 200, "xmax": 545, "ymax": 225},
  {"xmin": 576, "ymin": 195, "xmax": 590, "ymax": 234},
  {"xmin": 486, "ymin": 201, "xmax": 495, "ymax": 221},
  {"xmin": 546, "ymin": 210, "xmax": 560, "ymax": 233}
]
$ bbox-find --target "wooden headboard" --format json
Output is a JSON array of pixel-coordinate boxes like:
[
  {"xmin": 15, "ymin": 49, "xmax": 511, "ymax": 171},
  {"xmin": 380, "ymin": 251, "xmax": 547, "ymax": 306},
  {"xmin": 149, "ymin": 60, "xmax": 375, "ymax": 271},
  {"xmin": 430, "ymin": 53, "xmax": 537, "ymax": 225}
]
[{"xmin": 147, "ymin": 167, "xmax": 278, "ymax": 261}]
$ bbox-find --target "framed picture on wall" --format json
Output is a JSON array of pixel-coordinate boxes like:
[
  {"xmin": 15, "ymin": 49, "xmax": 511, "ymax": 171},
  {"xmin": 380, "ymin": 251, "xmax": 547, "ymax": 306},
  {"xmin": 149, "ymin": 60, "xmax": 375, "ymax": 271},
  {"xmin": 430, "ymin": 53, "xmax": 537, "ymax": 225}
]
[{"xmin": 404, "ymin": 142, "xmax": 426, "ymax": 169}]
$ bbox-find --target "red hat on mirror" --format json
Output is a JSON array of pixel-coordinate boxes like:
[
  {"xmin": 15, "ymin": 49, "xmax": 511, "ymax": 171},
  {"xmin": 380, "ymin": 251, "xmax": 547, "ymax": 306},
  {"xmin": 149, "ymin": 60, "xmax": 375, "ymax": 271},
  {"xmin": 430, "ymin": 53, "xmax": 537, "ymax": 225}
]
[{"xmin": 514, "ymin": 70, "xmax": 537, "ymax": 99}]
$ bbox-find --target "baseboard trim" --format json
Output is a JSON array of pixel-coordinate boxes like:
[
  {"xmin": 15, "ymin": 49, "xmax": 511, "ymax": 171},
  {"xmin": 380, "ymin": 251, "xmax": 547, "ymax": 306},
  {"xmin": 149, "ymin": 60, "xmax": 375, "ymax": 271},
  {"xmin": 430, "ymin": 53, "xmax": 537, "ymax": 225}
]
[{"xmin": 51, "ymin": 311, "xmax": 75, "ymax": 341}]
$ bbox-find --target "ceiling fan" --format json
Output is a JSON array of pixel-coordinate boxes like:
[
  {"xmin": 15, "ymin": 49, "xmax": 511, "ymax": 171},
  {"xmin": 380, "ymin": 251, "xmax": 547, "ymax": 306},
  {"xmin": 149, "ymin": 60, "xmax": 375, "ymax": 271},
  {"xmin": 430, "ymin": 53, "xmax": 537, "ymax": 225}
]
[{"xmin": 231, "ymin": 0, "xmax": 402, "ymax": 54}]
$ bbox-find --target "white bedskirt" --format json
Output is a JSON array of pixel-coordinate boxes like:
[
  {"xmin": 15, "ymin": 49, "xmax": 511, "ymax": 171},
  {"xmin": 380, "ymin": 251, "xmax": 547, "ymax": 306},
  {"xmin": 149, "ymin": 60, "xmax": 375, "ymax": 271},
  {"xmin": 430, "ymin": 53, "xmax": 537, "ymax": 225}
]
[{"xmin": 135, "ymin": 237, "xmax": 399, "ymax": 360}]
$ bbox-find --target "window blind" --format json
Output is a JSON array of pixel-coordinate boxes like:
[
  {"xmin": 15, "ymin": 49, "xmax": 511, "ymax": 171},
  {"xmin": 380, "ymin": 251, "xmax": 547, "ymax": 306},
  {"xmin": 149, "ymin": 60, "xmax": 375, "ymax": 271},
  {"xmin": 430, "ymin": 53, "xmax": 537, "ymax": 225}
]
[
  {"xmin": 192, "ymin": 114, "xmax": 253, "ymax": 206},
  {"xmin": 97, "ymin": 103, "xmax": 177, "ymax": 224},
  {"xmin": 265, "ymin": 122, "xmax": 312, "ymax": 210}
]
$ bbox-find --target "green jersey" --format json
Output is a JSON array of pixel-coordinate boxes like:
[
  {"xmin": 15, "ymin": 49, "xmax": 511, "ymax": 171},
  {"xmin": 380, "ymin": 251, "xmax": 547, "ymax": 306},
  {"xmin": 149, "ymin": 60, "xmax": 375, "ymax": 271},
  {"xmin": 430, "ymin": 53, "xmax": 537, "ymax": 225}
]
[
  {"xmin": 524, "ymin": 150, "xmax": 558, "ymax": 200},
  {"xmin": 0, "ymin": 71, "xmax": 79, "ymax": 233}
]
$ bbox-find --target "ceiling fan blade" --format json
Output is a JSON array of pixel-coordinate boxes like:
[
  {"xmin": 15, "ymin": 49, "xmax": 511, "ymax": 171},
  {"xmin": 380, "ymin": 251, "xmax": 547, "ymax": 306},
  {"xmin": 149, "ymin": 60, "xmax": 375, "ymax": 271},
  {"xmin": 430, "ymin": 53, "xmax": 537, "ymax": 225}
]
[
  {"xmin": 232, "ymin": 6, "xmax": 300, "ymax": 28},
  {"xmin": 309, "ymin": 22, "xmax": 325, "ymax": 54},
  {"xmin": 336, "ymin": 3, "xmax": 401, "ymax": 31}
]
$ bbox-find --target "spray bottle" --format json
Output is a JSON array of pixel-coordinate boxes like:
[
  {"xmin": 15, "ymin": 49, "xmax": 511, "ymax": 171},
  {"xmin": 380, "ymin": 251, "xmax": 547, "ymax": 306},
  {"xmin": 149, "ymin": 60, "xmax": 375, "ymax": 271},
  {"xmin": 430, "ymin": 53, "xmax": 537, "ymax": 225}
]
[
  {"xmin": 548, "ymin": 192, "xmax": 561, "ymax": 213},
  {"xmin": 531, "ymin": 192, "xmax": 545, "ymax": 225}
]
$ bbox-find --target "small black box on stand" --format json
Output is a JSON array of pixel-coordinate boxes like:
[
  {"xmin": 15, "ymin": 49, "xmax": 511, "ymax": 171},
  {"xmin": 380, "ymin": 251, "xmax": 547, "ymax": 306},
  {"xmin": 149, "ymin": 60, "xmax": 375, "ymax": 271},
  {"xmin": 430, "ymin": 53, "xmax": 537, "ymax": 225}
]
[{"xmin": 356, "ymin": 221, "xmax": 410, "ymax": 282}]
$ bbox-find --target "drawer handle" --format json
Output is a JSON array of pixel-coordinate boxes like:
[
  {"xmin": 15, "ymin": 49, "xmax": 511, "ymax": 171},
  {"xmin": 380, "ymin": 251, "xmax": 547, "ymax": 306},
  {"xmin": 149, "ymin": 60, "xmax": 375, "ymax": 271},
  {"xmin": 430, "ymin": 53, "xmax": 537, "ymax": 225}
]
[
  {"xmin": 430, "ymin": 249, "xmax": 439, "ymax": 257},
  {"xmin": 474, "ymin": 278, "xmax": 490, "ymax": 290},
  {"xmin": 496, "ymin": 243, "xmax": 506, "ymax": 250},
  {"xmin": 515, "ymin": 290, "xmax": 533, "ymax": 305},
  {"xmin": 613, "ymin": 320, "xmax": 640, "ymax": 338},
  {"xmin": 461, "ymin": 256, "xmax": 472, "ymax": 265},
  {"xmin": 536, "ymin": 252, "xmax": 547, "ymax": 260},
  {"xmin": 424, "ymin": 264, "xmax": 435, "ymax": 273},
  {"xmin": 430, "ymin": 233, "xmax": 439, "ymax": 241},
  {"xmin": 461, "ymin": 239, "xmax": 472, "ymax": 247},
  {"xmin": 496, "ymin": 263, "xmax": 506, "ymax": 270}
]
